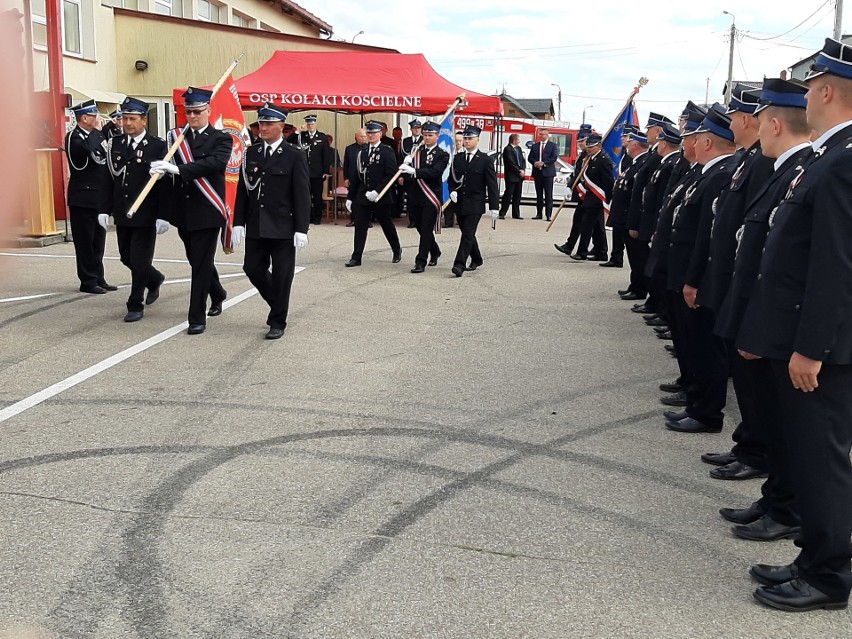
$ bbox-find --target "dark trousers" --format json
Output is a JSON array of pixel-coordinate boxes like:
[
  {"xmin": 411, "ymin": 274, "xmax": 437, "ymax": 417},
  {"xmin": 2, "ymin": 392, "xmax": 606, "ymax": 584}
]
[
  {"xmin": 561, "ymin": 208, "xmax": 583, "ymax": 252},
  {"xmin": 609, "ymin": 227, "xmax": 627, "ymax": 265},
  {"xmin": 771, "ymin": 360, "xmax": 852, "ymax": 600},
  {"xmin": 413, "ymin": 204, "xmax": 441, "ymax": 268},
  {"xmin": 624, "ymin": 235, "xmax": 650, "ymax": 296},
  {"xmin": 683, "ymin": 305, "xmax": 728, "ymax": 428},
  {"xmin": 407, "ymin": 186, "xmax": 421, "ymax": 228},
  {"xmin": 116, "ymin": 226, "xmax": 162, "ymax": 313},
  {"xmin": 69, "ymin": 205, "xmax": 106, "ymax": 289},
  {"xmin": 243, "ymin": 237, "xmax": 296, "ymax": 330},
  {"xmin": 309, "ymin": 177, "xmax": 324, "ymax": 224},
  {"xmin": 444, "ymin": 203, "xmax": 456, "ymax": 227},
  {"xmin": 178, "ymin": 227, "xmax": 226, "ymax": 326},
  {"xmin": 352, "ymin": 202, "xmax": 401, "ymax": 261},
  {"xmin": 576, "ymin": 207, "xmax": 607, "ymax": 257},
  {"xmin": 499, "ymin": 181, "xmax": 523, "ymax": 218},
  {"xmin": 392, "ymin": 182, "xmax": 405, "ymax": 218},
  {"xmin": 729, "ymin": 348, "xmax": 769, "ymax": 471},
  {"xmin": 747, "ymin": 357, "xmax": 799, "ymax": 528},
  {"xmin": 533, "ymin": 174, "xmax": 554, "ymax": 219},
  {"xmin": 453, "ymin": 213, "xmax": 483, "ymax": 268},
  {"xmin": 666, "ymin": 289, "xmax": 689, "ymax": 383}
]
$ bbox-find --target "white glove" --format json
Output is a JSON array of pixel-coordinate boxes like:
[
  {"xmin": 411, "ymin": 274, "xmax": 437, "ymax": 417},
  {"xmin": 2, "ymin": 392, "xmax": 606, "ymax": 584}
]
[
  {"xmin": 97, "ymin": 214, "xmax": 109, "ymax": 230},
  {"xmin": 490, "ymin": 210, "xmax": 499, "ymax": 220},
  {"xmin": 402, "ymin": 155, "xmax": 414, "ymax": 165},
  {"xmin": 345, "ymin": 200, "xmax": 352, "ymax": 213},
  {"xmin": 449, "ymin": 191, "xmax": 458, "ymax": 203},
  {"xmin": 150, "ymin": 160, "xmax": 180, "ymax": 175},
  {"xmin": 293, "ymin": 232, "xmax": 308, "ymax": 251},
  {"xmin": 231, "ymin": 225, "xmax": 245, "ymax": 247},
  {"xmin": 365, "ymin": 190, "xmax": 379, "ymax": 202},
  {"xmin": 155, "ymin": 219, "xmax": 170, "ymax": 235},
  {"xmin": 399, "ymin": 164, "xmax": 416, "ymax": 176}
]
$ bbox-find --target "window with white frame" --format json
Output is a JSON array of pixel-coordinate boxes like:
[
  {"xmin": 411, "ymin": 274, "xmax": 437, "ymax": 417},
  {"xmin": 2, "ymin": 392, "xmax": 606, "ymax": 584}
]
[
  {"xmin": 31, "ymin": 0, "xmax": 47, "ymax": 48},
  {"xmin": 62, "ymin": 0, "xmax": 82, "ymax": 54},
  {"xmin": 153, "ymin": 0, "xmax": 172, "ymax": 16},
  {"xmin": 198, "ymin": 0, "xmax": 219, "ymax": 22},
  {"xmin": 114, "ymin": 0, "xmax": 139, "ymax": 9},
  {"xmin": 232, "ymin": 10, "xmax": 251, "ymax": 28}
]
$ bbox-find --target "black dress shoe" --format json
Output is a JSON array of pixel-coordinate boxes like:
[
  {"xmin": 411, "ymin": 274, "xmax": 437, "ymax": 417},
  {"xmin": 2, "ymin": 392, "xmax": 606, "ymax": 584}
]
[
  {"xmin": 660, "ymin": 391, "xmax": 687, "ymax": 406},
  {"xmin": 345, "ymin": 259, "xmax": 362, "ymax": 267},
  {"xmin": 392, "ymin": 251, "xmax": 402, "ymax": 263},
  {"xmin": 546, "ymin": 216, "xmax": 551, "ymax": 222},
  {"xmin": 466, "ymin": 262, "xmax": 482, "ymax": 271},
  {"xmin": 587, "ymin": 255, "xmax": 607, "ymax": 261},
  {"xmin": 701, "ymin": 451, "xmax": 736, "ymax": 466},
  {"xmin": 659, "ymin": 381, "xmax": 683, "ymax": 393},
  {"xmin": 569, "ymin": 254, "xmax": 587, "ymax": 261},
  {"xmin": 642, "ymin": 313, "xmax": 660, "ymax": 321},
  {"xmin": 411, "ymin": 265, "xmax": 425, "ymax": 273},
  {"xmin": 732, "ymin": 515, "xmax": 801, "ymax": 541},
  {"xmin": 554, "ymin": 244, "xmax": 572, "ymax": 256},
  {"xmin": 146, "ymin": 274, "xmax": 165, "ymax": 305},
  {"xmin": 657, "ymin": 331, "xmax": 673, "ymax": 340},
  {"xmin": 599, "ymin": 261, "xmax": 623, "ymax": 267},
  {"xmin": 630, "ymin": 305, "xmax": 651, "ymax": 313},
  {"xmin": 99, "ymin": 282, "xmax": 118, "ymax": 291},
  {"xmin": 666, "ymin": 416, "xmax": 722, "ymax": 433},
  {"xmin": 208, "ymin": 302, "xmax": 223, "ymax": 317},
  {"xmin": 532, "ymin": 215, "xmax": 543, "ymax": 220},
  {"xmin": 428, "ymin": 254, "xmax": 440, "ymax": 266},
  {"xmin": 653, "ymin": 325, "xmax": 670, "ymax": 333},
  {"xmin": 265, "ymin": 327, "xmax": 285, "ymax": 340},
  {"xmin": 664, "ymin": 344, "xmax": 677, "ymax": 353},
  {"xmin": 346, "ymin": 220, "xmax": 355, "ymax": 227},
  {"xmin": 720, "ymin": 501, "xmax": 767, "ymax": 524},
  {"xmin": 753, "ymin": 578, "xmax": 847, "ymax": 612},
  {"xmin": 123, "ymin": 310, "xmax": 143, "ymax": 322},
  {"xmin": 750, "ymin": 563, "xmax": 799, "ymax": 587},
  {"xmin": 498, "ymin": 215, "xmax": 506, "ymax": 219},
  {"xmin": 663, "ymin": 409, "xmax": 687, "ymax": 421},
  {"xmin": 620, "ymin": 291, "xmax": 645, "ymax": 300},
  {"xmin": 80, "ymin": 285, "xmax": 107, "ymax": 294},
  {"xmin": 451, "ymin": 265, "xmax": 464, "ymax": 277},
  {"xmin": 646, "ymin": 317, "xmax": 669, "ymax": 327},
  {"xmin": 514, "ymin": 216, "xmax": 524, "ymax": 220},
  {"xmin": 187, "ymin": 324, "xmax": 206, "ymax": 335},
  {"xmin": 617, "ymin": 289, "xmax": 631, "ymax": 296},
  {"xmin": 407, "ymin": 223, "xmax": 416, "ymax": 228},
  {"xmin": 710, "ymin": 460, "xmax": 768, "ymax": 480}
]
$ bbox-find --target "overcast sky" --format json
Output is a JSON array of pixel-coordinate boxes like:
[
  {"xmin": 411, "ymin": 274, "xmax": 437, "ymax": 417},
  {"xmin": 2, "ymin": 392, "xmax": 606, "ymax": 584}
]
[{"xmin": 304, "ymin": 0, "xmax": 842, "ymax": 130}]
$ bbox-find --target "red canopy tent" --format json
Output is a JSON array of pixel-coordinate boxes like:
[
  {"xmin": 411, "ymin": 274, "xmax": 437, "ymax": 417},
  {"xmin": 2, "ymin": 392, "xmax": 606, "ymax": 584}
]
[{"xmin": 174, "ymin": 51, "xmax": 503, "ymax": 116}]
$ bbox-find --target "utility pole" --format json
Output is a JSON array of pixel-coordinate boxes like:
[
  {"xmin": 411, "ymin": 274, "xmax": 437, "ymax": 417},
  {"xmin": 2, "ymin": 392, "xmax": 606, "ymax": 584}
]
[
  {"xmin": 834, "ymin": 0, "xmax": 844, "ymax": 40},
  {"xmin": 551, "ymin": 83, "xmax": 562, "ymax": 121},
  {"xmin": 723, "ymin": 11, "xmax": 736, "ymax": 106},
  {"xmin": 705, "ymin": 77, "xmax": 710, "ymax": 107}
]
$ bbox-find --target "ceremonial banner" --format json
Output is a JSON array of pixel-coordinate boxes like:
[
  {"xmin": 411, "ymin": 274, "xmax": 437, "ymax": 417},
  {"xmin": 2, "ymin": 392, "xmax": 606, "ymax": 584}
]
[
  {"xmin": 209, "ymin": 75, "xmax": 250, "ymax": 251},
  {"xmin": 436, "ymin": 109, "xmax": 456, "ymax": 233},
  {"xmin": 602, "ymin": 100, "xmax": 640, "ymax": 178}
]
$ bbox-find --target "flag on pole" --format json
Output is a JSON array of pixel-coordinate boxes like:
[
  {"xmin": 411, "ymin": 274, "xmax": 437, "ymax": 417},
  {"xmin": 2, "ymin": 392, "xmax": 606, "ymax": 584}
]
[
  {"xmin": 602, "ymin": 100, "xmax": 640, "ymax": 177},
  {"xmin": 436, "ymin": 109, "xmax": 456, "ymax": 233},
  {"xmin": 209, "ymin": 75, "xmax": 249, "ymax": 253}
]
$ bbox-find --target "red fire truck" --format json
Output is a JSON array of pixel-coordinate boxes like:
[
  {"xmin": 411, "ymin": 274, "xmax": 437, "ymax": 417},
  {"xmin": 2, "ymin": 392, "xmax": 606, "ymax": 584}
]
[{"xmin": 454, "ymin": 115, "xmax": 580, "ymax": 200}]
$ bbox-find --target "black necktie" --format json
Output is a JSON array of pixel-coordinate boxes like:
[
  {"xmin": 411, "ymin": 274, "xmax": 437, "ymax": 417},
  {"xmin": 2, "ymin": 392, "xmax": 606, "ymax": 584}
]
[{"xmin": 265, "ymin": 145, "xmax": 272, "ymax": 159}]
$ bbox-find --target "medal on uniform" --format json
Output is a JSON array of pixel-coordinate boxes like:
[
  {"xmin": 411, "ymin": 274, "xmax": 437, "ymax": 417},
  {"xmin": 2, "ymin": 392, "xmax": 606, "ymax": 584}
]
[{"xmin": 784, "ymin": 166, "xmax": 806, "ymax": 200}]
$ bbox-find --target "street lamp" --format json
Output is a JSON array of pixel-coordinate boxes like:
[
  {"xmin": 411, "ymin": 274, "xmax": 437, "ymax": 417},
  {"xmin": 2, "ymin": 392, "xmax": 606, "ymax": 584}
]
[
  {"xmin": 351, "ymin": 30, "xmax": 364, "ymax": 43},
  {"xmin": 723, "ymin": 11, "xmax": 736, "ymax": 105},
  {"xmin": 582, "ymin": 104, "xmax": 593, "ymax": 125},
  {"xmin": 550, "ymin": 83, "xmax": 562, "ymax": 121}
]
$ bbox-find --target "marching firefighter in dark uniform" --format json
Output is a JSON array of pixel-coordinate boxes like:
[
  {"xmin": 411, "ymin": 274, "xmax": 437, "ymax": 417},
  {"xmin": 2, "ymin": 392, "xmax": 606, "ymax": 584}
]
[
  {"xmin": 447, "ymin": 125, "xmax": 499, "ymax": 277},
  {"xmin": 232, "ymin": 103, "xmax": 311, "ymax": 340},
  {"xmin": 398, "ymin": 121, "xmax": 449, "ymax": 273},
  {"xmin": 149, "ymin": 86, "xmax": 232, "ymax": 335},
  {"xmin": 400, "ymin": 119, "xmax": 424, "ymax": 228},
  {"xmin": 100, "ymin": 96, "xmax": 169, "ymax": 323},
  {"xmin": 570, "ymin": 133, "xmax": 614, "ymax": 260},
  {"xmin": 344, "ymin": 120, "xmax": 402, "ymax": 267},
  {"xmin": 291, "ymin": 114, "xmax": 332, "ymax": 225},
  {"xmin": 65, "ymin": 99, "xmax": 116, "ymax": 294}
]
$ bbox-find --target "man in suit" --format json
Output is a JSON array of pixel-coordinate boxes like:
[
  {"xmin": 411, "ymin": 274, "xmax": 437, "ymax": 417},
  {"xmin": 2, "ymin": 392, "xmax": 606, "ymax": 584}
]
[
  {"xmin": 447, "ymin": 125, "xmax": 499, "ymax": 277},
  {"xmin": 232, "ymin": 103, "xmax": 311, "ymax": 340},
  {"xmin": 603, "ymin": 131, "xmax": 649, "ymax": 268},
  {"xmin": 290, "ymin": 115, "xmax": 332, "ymax": 225},
  {"xmin": 343, "ymin": 128, "xmax": 367, "ymax": 228},
  {"xmin": 527, "ymin": 128, "xmax": 559, "ymax": 220},
  {"xmin": 399, "ymin": 121, "xmax": 449, "ymax": 272},
  {"xmin": 499, "ymin": 133, "xmax": 526, "ymax": 219},
  {"xmin": 570, "ymin": 133, "xmax": 614, "ymax": 259},
  {"xmin": 712, "ymin": 79, "xmax": 812, "ymax": 549},
  {"xmin": 736, "ymin": 42, "xmax": 852, "ymax": 612},
  {"xmin": 65, "ymin": 99, "xmax": 116, "ymax": 294},
  {"xmin": 401, "ymin": 120, "xmax": 423, "ymax": 227},
  {"xmin": 149, "ymin": 86, "xmax": 232, "ymax": 335},
  {"xmin": 99, "ymin": 96, "xmax": 169, "ymax": 323},
  {"xmin": 344, "ymin": 120, "xmax": 402, "ymax": 267}
]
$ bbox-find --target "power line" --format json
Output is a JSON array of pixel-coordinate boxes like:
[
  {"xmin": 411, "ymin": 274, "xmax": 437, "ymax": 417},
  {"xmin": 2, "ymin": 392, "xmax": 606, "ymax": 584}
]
[{"xmin": 743, "ymin": 0, "xmax": 832, "ymax": 41}]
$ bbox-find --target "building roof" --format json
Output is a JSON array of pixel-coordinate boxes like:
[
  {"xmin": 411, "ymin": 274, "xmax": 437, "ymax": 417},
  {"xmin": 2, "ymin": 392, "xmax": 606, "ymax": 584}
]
[
  {"xmin": 515, "ymin": 98, "xmax": 555, "ymax": 117},
  {"xmin": 722, "ymin": 79, "xmax": 763, "ymax": 95},
  {"xmin": 788, "ymin": 34, "xmax": 852, "ymax": 71},
  {"xmin": 272, "ymin": 0, "xmax": 332, "ymax": 34}
]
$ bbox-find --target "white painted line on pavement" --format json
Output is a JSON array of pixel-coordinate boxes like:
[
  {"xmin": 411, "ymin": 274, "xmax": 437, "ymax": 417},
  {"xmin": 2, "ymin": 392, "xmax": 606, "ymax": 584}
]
[
  {"xmin": 0, "ymin": 252, "xmax": 243, "ymax": 267},
  {"xmin": 0, "ymin": 287, "xmax": 259, "ymax": 425},
  {"xmin": 0, "ymin": 293, "xmax": 58, "ymax": 304}
]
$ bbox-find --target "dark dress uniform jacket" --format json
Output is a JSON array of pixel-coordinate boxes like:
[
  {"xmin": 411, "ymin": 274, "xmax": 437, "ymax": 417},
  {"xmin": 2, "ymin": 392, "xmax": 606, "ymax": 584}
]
[
  {"xmin": 625, "ymin": 151, "xmax": 661, "ymax": 232},
  {"xmin": 715, "ymin": 145, "xmax": 813, "ymax": 341},
  {"xmin": 171, "ymin": 127, "xmax": 232, "ymax": 231},
  {"xmin": 639, "ymin": 151, "xmax": 680, "ymax": 241},
  {"xmin": 349, "ymin": 143, "xmax": 398, "ymax": 206},
  {"xmin": 502, "ymin": 144, "xmax": 526, "ymax": 183},
  {"xmin": 665, "ymin": 153, "xmax": 690, "ymax": 196},
  {"xmin": 401, "ymin": 135, "xmax": 423, "ymax": 158},
  {"xmin": 738, "ymin": 127, "xmax": 852, "ymax": 363},
  {"xmin": 66, "ymin": 126, "xmax": 108, "ymax": 208},
  {"xmin": 696, "ymin": 144, "xmax": 775, "ymax": 310},
  {"xmin": 409, "ymin": 145, "xmax": 449, "ymax": 208},
  {"xmin": 645, "ymin": 165, "xmax": 701, "ymax": 281},
  {"xmin": 103, "ymin": 133, "xmax": 168, "ymax": 226},
  {"xmin": 607, "ymin": 151, "xmax": 648, "ymax": 229},
  {"xmin": 449, "ymin": 150, "xmax": 499, "ymax": 215},
  {"xmin": 576, "ymin": 151, "xmax": 614, "ymax": 211},
  {"xmin": 295, "ymin": 131, "xmax": 332, "ymax": 179},
  {"xmin": 668, "ymin": 156, "xmax": 736, "ymax": 291}
]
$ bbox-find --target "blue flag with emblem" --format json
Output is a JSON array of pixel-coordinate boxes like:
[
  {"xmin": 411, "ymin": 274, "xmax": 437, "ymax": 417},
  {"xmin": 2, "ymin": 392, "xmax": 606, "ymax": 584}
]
[
  {"xmin": 438, "ymin": 110, "xmax": 455, "ymax": 204},
  {"xmin": 602, "ymin": 99, "xmax": 639, "ymax": 178}
]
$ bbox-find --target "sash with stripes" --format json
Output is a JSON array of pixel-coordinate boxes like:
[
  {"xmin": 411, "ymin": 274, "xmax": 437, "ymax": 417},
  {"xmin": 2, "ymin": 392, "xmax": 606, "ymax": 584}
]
[
  {"xmin": 583, "ymin": 175, "xmax": 610, "ymax": 213},
  {"xmin": 414, "ymin": 147, "xmax": 443, "ymax": 233},
  {"xmin": 168, "ymin": 128, "xmax": 229, "ymax": 224}
]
